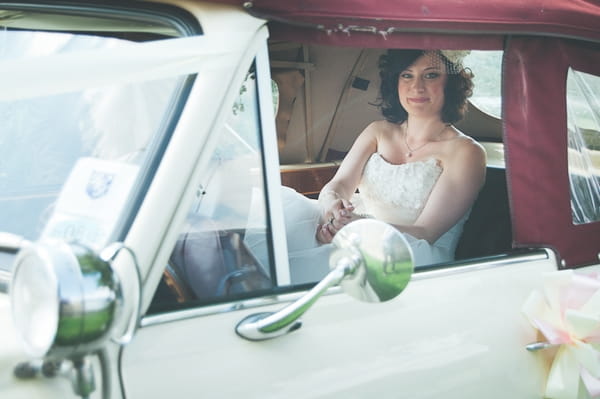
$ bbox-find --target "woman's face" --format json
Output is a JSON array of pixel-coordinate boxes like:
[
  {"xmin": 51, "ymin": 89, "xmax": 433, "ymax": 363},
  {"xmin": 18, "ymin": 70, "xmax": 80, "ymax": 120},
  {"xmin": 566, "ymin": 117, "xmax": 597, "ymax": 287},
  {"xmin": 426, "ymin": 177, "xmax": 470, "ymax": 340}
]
[{"xmin": 397, "ymin": 51, "xmax": 448, "ymax": 119}]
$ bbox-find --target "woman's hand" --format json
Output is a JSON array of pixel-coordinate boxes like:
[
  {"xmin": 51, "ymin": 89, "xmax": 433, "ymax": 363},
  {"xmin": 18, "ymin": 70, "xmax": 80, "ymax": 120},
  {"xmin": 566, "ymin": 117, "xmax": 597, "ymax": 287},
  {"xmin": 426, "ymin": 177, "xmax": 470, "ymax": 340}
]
[
  {"xmin": 316, "ymin": 197, "xmax": 356, "ymax": 244},
  {"xmin": 313, "ymin": 124, "xmax": 378, "ymax": 244}
]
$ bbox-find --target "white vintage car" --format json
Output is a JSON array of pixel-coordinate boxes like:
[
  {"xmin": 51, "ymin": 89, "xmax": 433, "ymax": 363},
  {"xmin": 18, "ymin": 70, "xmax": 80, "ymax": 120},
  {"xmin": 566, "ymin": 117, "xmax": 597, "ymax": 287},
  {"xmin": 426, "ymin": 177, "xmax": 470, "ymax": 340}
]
[{"xmin": 0, "ymin": 0, "xmax": 599, "ymax": 398}]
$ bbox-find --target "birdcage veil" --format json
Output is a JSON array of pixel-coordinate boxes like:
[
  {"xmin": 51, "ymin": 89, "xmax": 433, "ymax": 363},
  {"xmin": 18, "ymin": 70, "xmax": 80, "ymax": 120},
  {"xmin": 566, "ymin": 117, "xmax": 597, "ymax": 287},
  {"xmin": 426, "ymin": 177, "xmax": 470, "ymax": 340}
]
[{"xmin": 437, "ymin": 50, "xmax": 471, "ymax": 74}]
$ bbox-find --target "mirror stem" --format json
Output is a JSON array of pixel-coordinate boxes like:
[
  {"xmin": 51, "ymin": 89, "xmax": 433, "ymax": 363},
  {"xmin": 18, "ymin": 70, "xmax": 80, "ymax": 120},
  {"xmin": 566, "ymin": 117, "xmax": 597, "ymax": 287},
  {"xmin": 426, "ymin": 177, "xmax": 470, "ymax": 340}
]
[{"xmin": 235, "ymin": 255, "xmax": 359, "ymax": 341}]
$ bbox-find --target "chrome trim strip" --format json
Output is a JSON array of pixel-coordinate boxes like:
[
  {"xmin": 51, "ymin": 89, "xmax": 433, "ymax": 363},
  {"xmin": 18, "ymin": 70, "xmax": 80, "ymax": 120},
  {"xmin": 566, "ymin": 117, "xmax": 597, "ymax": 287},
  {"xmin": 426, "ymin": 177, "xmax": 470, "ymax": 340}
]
[
  {"xmin": 412, "ymin": 249, "xmax": 552, "ymax": 281},
  {"xmin": 141, "ymin": 249, "xmax": 552, "ymax": 327},
  {"xmin": 141, "ymin": 287, "xmax": 342, "ymax": 327}
]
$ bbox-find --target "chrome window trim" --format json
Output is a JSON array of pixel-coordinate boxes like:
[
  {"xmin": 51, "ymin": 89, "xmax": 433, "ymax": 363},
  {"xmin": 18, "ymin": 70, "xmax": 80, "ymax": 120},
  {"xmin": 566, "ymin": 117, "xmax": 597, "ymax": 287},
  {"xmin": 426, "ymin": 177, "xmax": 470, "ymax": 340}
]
[
  {"xmin": 140, "ymin": 248, "xmax": 553, "ymax": 328},
  {"xmin": 412, "ymin": 248, "xmax": 551, "ymax": 280}
]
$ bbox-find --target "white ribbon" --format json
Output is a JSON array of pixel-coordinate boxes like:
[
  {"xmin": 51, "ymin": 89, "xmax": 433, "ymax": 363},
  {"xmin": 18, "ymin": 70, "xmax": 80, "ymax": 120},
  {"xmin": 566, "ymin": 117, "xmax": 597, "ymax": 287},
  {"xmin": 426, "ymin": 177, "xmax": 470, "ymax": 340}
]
[
  {"xmin": 0, "ymin": 33, "xmax": 247, "ymax": 101},
  {"xmin": 523, "ymin": 270, "xmax": 600, "ymax": 399}
]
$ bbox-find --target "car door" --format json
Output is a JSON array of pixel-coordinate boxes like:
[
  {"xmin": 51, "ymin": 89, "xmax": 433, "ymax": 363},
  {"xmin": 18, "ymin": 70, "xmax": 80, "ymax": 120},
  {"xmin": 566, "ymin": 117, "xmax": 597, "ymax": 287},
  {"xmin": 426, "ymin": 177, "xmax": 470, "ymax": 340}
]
[{"xmin": 118, "ymin": 31, "xmax": 568, "ymax": 399}]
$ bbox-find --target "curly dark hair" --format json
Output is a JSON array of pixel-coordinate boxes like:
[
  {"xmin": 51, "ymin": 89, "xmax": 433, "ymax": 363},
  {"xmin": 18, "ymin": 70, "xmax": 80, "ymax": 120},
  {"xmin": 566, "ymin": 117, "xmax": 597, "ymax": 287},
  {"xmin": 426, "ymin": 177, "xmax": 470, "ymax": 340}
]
[{"xmin": 377, "ymin": 49, "xmax": 474, "ymax": 124}]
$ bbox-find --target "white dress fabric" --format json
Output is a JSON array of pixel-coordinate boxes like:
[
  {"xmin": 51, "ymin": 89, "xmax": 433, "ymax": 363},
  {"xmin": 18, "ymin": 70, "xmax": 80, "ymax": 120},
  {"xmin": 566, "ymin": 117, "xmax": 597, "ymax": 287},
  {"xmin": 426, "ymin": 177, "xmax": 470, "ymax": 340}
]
[
  {"xmin": 253, "ymin": 153, "xmax": 470, "ymax": 284},
  {"xmin": 354, "ymin": 153, "xmax": 469, "ymax": 266}
]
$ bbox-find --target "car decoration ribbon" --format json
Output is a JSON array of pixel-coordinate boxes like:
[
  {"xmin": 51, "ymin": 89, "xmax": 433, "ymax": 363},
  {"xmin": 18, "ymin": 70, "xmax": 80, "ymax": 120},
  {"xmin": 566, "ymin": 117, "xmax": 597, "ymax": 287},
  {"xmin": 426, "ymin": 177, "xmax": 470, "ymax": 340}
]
[
  {"xmin": 0, "ymin": 32, "xmax": 251, "ymax": 102},
  {"xmin": 522, "ymin": 270, "xmax": 600, "ymax": 399}
]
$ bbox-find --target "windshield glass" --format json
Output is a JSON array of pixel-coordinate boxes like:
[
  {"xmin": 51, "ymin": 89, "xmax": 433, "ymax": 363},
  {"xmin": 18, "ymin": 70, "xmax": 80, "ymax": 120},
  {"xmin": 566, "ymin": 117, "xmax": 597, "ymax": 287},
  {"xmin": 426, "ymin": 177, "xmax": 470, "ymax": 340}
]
[{"xmin": 0, "ymin": 4, "xmax": 198, "ymax": 276}]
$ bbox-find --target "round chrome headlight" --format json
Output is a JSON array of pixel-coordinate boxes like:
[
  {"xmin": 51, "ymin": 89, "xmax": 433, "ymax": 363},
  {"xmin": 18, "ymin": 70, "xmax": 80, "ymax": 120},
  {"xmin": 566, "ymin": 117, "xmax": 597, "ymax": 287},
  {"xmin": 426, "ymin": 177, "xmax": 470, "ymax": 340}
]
[
  {"xmin": 10, "ymin": 240, "xmax": 120, "ymax": 359},
  {"xmin": 10, "ymin": 242, "xmax": 60, "ymax": 357}
]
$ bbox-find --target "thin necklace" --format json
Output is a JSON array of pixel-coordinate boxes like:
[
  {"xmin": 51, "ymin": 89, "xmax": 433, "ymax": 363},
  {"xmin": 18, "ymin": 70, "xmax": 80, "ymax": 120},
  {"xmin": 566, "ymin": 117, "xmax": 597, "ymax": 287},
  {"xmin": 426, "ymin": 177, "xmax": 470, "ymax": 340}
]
[{"xmin": 403, "ymin": 121, "xmax": 448, "ymax": 158}]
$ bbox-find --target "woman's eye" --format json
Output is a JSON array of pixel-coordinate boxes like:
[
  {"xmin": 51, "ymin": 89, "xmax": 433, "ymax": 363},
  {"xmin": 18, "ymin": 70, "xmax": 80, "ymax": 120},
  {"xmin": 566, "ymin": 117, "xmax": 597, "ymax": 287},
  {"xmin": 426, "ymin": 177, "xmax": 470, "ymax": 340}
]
[
  {"xmin": 425, "ymin": 72, "xmax": 440, "ymax": 79},
  {"xmin": 400, "ymin": 73, "xmax": 413, "ymax": 79}
]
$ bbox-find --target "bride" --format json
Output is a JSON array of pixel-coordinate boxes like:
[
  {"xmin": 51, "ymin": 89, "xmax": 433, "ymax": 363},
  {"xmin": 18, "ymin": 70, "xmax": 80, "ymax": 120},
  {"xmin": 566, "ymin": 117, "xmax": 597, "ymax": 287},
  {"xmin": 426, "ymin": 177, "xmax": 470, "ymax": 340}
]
[{"xmin": 280, "ymin": 49, "xmax": 486, "ymax": 283}]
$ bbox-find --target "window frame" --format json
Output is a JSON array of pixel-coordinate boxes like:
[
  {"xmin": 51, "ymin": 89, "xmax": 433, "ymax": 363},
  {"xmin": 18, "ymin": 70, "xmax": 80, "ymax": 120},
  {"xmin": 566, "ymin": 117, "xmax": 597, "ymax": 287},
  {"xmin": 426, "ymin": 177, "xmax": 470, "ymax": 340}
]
[
  {"xmin": 146, "ymin": 41, "xmax": 293, "ymax": 314},
  {"xmin": 148, "ymin": 49, "xmax": 289, "ymax": 315}
]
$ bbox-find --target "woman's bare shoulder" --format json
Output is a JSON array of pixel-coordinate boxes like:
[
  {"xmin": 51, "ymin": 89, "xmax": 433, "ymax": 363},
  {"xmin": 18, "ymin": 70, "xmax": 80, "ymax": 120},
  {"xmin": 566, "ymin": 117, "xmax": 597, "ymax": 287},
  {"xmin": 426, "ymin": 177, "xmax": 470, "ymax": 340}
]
[
  {"xmin": 363, "ymin": 119, "xmax": 400, "ymax": 139},
  {"xmin": 347, "ymin": 120, "xmax": 387, "ymax": 153},
  {"xmin": 448, "ymin": 131, "xmax": 486, "ymax": 161},
  {"xmin": 368, "ymin": 119, "xmax": 393, "ymax": 128},
  {"xmin": 364, "ymin": 119, "xmax": 393, "ymax": 133}
]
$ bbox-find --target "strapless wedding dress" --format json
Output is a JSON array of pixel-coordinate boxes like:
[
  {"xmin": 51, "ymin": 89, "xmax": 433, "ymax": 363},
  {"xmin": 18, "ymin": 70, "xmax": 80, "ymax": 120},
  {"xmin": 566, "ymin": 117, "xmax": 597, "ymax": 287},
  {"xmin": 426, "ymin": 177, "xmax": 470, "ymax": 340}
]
[
  {"xmin": 354, "ymin": 153, "xmax": 469, "ymax": 266},
  {"xmin": 247, "ymin": 153, "xmax": 469, "ymax": 284}
]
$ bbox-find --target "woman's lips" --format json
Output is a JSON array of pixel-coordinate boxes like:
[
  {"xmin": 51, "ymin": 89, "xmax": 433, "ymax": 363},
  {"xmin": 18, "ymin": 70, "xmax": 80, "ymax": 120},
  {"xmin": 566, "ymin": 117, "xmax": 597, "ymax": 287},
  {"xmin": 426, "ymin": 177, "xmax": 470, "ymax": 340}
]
[{"xmin": 408, "ymin": 97, "xmax": 429, "ymax": 103}]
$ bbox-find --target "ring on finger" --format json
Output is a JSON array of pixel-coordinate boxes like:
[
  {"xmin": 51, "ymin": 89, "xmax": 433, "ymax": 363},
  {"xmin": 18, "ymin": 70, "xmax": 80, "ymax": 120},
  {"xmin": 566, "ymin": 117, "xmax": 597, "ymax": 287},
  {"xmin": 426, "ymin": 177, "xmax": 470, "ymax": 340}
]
[{"xmin": 328, "ymin": 216, "xmax": 335, "ymax": 225}]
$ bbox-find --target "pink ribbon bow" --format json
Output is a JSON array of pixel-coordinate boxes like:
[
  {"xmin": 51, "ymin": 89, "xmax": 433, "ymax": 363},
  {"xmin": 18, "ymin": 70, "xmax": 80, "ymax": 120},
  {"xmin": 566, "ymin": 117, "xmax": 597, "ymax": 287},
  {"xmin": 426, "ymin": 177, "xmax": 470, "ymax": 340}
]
[{"xmin": 523, "ymin": 270, "xmax": 600, "ymax": 399}]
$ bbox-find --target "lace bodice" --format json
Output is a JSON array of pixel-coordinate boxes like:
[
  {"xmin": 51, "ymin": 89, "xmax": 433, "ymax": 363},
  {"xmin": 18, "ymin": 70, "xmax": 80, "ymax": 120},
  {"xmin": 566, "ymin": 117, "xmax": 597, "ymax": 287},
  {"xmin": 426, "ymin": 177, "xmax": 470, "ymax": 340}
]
[{"xmin": 356, "ymin": 153, "xmax": 442, "ymax": 225}]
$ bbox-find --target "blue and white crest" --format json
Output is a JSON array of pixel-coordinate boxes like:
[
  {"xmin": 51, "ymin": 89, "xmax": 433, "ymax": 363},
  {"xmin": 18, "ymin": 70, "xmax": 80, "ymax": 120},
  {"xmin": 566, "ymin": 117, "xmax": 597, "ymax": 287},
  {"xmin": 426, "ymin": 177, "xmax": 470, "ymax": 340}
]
[{"xmin": 86, "ymin": 170, "xmax": 115, "ymax": 199}]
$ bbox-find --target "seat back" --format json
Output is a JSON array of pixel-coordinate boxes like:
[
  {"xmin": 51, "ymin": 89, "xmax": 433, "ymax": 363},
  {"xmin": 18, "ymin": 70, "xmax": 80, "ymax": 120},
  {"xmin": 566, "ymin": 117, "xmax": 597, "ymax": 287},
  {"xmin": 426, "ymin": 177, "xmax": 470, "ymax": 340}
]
[{"xmin": 455, "ymin": 167, "xmax": 513, "ymax": 260}]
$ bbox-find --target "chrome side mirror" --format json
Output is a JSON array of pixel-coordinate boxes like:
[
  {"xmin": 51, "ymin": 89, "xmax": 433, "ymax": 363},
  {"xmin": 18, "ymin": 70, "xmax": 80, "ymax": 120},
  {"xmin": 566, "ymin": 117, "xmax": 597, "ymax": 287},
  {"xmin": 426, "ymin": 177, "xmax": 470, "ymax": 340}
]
[
  {"xmin": 236, "ymin": 219, "xmax": 414, "ymax": 341},
  {"xmin": 331, "ymin": 219, "xmax": 413, "ymax": 303}
]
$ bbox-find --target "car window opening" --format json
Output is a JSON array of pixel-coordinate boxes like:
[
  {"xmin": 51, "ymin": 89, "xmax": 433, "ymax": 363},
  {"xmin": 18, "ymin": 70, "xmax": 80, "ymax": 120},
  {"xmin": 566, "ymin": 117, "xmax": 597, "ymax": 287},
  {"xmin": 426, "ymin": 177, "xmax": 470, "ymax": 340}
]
[{"xmin": 152, "ymin": 45, "xmax": 514, "ymax": 313}]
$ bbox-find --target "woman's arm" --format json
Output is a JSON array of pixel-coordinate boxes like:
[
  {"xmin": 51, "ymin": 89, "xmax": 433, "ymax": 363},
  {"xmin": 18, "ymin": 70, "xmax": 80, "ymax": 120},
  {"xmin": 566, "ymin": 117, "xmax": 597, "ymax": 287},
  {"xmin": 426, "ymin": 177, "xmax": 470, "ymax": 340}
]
[
  {"xmin": 396, "ymin": 137, "xmax": 486, "ymax": 244},
  {"xmin": 316, "ymin": 122, "xmax": 380, "ymax": 243}
]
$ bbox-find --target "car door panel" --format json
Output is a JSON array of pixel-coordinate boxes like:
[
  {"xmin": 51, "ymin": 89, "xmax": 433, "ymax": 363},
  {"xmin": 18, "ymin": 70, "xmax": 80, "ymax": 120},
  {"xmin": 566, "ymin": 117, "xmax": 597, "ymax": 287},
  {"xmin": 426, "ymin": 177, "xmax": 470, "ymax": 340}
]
[{"xmin": 122, "ymin": 251, "xmax": 557, "ymax": 398}]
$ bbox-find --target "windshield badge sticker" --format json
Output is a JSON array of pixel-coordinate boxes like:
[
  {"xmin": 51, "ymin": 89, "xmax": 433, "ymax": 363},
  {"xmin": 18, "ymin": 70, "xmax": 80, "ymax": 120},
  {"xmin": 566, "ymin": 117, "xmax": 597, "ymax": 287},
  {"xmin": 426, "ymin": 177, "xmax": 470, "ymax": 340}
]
[
  {"xmin": 42, "ymin": 157, "xmax": 139, "ymax": 250},
  {"xmin": 86, "ymin": 170, "xmax": 115, "ymax": 199}
]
